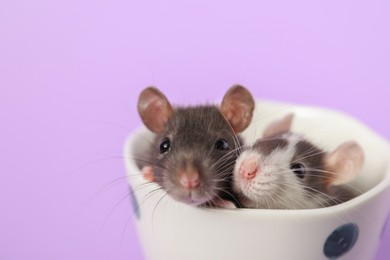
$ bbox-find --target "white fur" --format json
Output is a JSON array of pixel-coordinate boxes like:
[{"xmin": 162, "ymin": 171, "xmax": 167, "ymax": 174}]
[{"xmin": 233, "ymin": 134, "xmax": 324, "ymax": 209}]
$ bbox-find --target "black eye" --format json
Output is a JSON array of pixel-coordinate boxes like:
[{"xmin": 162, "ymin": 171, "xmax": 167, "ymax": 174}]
[
  {"xmin": 159, "ymin": 138, "xmax": 171, "ymax": 154},
  {"xmin": 290, "ymin": 163, "xmax": 305, "ymax": 179},
  {"xmin": 215, "ymin": 139, "xmax": 229, "ymax": 151}
]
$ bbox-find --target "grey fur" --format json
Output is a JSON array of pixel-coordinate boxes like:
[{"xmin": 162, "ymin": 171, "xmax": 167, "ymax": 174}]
[
  {"xmin": 252, "ymin": 137, "xmax": 289, "ymax": 156},
  {"xmin": 149, "ymin": 106, "xmax": 241, "ymax": 206},
  {"xmin": 234, "ymin": 133, "xmax": 357, "ymax": 209}
]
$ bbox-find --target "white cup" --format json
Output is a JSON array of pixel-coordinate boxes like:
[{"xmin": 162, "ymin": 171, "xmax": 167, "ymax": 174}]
[{"xmin": 124, "ymin": 100, "xmax": 390, "ymax": 260}]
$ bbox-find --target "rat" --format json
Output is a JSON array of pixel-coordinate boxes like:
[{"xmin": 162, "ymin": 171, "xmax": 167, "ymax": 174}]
[
  {"xmin": 232, "ymin": 114, "xmax": 364, "ymax": 209},
  {"xmin": 137, "ymin": 85, "xmax": 255, "ymax": 207}
]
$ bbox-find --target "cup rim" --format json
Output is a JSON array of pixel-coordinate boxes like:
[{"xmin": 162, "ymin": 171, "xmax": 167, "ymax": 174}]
[{"xmin": 124, "ymin": 100, "xmax": 390, "ymax": 217}]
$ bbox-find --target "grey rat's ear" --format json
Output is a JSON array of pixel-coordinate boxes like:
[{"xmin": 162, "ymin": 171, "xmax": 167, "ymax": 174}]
[
  {"xmin": 263, "ymin": 113, "xmax": 294, "ymax": 138},
  {"xmin": 220, "ymin": 85, "xmax": 255, "ymax": 133},
  {"xmin": 137, "ymin": 87, "xmax": 173, "ymax": 133},
  {"xmin": 324, "ymin": 141, "xmax": 364, "ymax": 187}
]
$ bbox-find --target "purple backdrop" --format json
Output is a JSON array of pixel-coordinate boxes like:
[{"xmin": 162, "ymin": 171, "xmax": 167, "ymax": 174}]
[{"xmin": 1, "ymin": 0, "xmax": 389, "ymax": 259}]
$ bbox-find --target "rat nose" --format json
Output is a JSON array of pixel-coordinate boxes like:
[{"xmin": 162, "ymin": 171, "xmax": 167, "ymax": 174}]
[
  {"xmin": 239, "ymin": 159, "xmax": 259, "ymax": 179},
  {"xmin": 178, "ymin": 170, "xmax": 200, "ymax": 189}
]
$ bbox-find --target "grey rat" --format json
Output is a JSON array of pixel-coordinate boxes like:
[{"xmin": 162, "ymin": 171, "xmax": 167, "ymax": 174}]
[
  {"xmin": 137, "ymin": 85, "xmax": 255, "ymax": 206},
  {"xmin": 233, "ymin": 114, "xmax": 364, "ymax": 209}
]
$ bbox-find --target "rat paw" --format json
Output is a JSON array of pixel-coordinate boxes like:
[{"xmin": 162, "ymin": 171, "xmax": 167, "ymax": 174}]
[
  {"xmin": 211, "ymin": 198, "xmax": 237, "ymax": 209},
  {"xmin": 141, "ymin": 166, "xmax": 155, "ymax": 182}
]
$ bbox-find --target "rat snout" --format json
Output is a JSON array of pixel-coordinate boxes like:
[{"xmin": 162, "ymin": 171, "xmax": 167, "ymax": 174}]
[
  {"xmin": 178, "ymin": 168, "xmax": 200, "ymax": 189},
  {"xmin": 239, "ymin": 159, "xmax": 259, "ymax": 179}
]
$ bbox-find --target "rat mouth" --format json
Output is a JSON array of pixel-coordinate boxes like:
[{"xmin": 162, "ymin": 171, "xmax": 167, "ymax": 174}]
[
  {"xmin": 235, "ymin": 174, "xmax": 274, "ymax": 189},
  {"xmin": 238, "ymin": 182, "xmax": 276, "ymax": 201},
  {"xmin": 175, "ymin": 189, "xmax": 211, "ymax": 206}
]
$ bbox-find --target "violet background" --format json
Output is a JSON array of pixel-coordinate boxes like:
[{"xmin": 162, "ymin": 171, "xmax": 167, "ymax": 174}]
[{"xmin": 0, "ymin": 0, "xmax": 389, "ymax": 259}]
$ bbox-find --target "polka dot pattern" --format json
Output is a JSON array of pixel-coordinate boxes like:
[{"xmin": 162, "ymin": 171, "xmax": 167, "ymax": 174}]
[
  {"xmin": 323, "ymin": 223, "xmax": 359, "ymax": 259},
  {"xmin": 129, "ymin": 185, "xmax": 140, "ymax": 219}
]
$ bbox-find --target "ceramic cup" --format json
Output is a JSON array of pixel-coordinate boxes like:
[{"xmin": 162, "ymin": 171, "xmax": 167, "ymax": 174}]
[{"xmin": 124, "ymin": 100, "xmax": 390, "ymax": 260}]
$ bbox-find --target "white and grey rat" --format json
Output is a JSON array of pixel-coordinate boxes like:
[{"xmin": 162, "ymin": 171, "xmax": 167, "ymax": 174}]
[
  {"xmin": 233, "ymin": 114, "xmax": 364, "ymax": 209},
  {"xmin": 137, "ymin": 85, "xmax": 255, "ymax": 206}
]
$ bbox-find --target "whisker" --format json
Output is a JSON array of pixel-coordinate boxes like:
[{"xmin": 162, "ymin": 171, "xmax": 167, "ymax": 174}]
[
  {"xmin": 120, "ymin": 187, "xmax": 164, "ymax": 245},
  {"xmin": 101, "ymin": 191, "xmax": 133, "ymax": 232}
]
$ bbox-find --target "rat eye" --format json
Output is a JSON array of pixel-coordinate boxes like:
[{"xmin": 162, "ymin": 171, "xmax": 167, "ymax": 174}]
[
  {"xmin": 215, "ymin": 139, "xmax": 229, "ymax": 151},
  {"xmin": 159, "ymin": 138, "xmax": 171, "ymax": 154},
  {"xmin": 290, "ymin": 163, "xmax": 305, "ymax": 179}
]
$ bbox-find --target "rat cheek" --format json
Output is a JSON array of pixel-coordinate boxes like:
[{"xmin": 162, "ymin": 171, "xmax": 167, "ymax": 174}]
[
  {"xmin": 157, "ymin": 166, "xmax": 176, "ymax": 189},
  {"xmin": 234, "ymin": 173, "xmax": 253, "ymax": 195},
  {"xmin": 281, "ymin": 172, "xmax": 301, "ymax": 190},
  {"xmin": 156, "ymin": 153, "xmax": 165, "ymax": 161},
  {"xmin": 232, "ymin": 180, "xmax": 246, "ymax": 198},
  {"xmin": 232, "ymin": 174, "xmax": 243, "ymax": 192},
  {"xmin": 233, "ymin": 159, "xmax": 243, "ymax": 178}
]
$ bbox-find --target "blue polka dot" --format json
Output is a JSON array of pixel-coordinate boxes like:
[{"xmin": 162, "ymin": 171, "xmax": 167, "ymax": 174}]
[
  {"xmin": 129, "ymin": 185, "xmax": 140, "ymax": 220},
  {"xmin": 323, "ymin": 223, "xmax": 359, "ymax": 259}
]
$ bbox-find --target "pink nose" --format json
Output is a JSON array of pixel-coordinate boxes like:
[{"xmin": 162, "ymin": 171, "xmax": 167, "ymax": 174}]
[
  {"xmin": 239, "ymin": 159, "xmax": 259, "ymax": 179},
  {"xmin": 178, "ymin": 170, "xmax": 200, "ymax": 189}
]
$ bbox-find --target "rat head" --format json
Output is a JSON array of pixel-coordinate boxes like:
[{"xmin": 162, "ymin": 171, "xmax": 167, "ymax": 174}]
[
  {"xmin": 233, "ymin": 114, "xmax": 364, "ymax": 209},
  {"xmin": 137, "ymin": 85, "xmax": 254, "ymax": 205}
]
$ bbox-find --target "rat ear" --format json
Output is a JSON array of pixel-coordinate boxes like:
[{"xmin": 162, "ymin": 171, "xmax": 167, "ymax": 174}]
[
  {"xmin": 220, "ymin": 85, "xmax": 255, "ymax": 133},
  {"xmin": 324, "ymin": 141, "xmax": 364, "ymax": 187},
  {"xmin": 137, "ymin": 87, "xmax": 173, "ymax": 133},
  {"xmin": 263, "ymin": 113, "xmax": 294, "ymax": 138}
]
